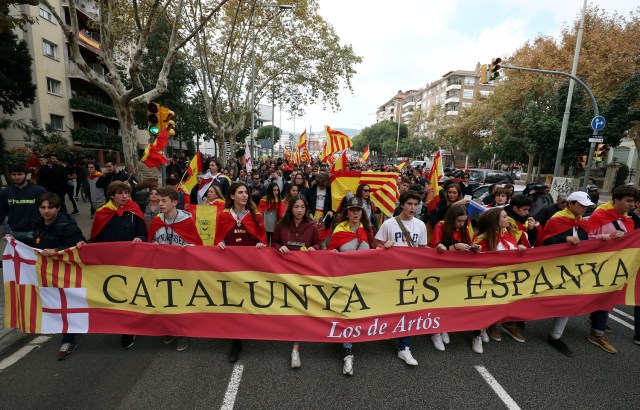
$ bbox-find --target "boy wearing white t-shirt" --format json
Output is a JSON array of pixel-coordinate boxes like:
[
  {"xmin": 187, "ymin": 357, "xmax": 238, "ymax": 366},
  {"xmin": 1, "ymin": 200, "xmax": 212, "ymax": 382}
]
[{"xmin": 375, "ymin": 190, "xmax": 428, "ymax": 366}]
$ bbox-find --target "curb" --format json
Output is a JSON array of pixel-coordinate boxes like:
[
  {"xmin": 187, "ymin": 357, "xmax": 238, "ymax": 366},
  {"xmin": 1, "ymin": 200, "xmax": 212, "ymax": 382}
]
[{"xmin": 0, "ymin": 328, "xmax": 27, "ymax": 355}]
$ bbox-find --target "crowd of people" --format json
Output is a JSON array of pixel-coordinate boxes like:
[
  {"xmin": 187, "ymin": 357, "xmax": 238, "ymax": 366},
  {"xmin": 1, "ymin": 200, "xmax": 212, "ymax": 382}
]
[{"xmin": 1, "ymin": 149, "xmax": 640, "ymax": 377}]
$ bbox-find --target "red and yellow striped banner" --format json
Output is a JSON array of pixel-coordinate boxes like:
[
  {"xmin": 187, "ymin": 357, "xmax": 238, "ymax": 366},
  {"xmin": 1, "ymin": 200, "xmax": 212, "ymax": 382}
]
[{"xmin": 330, "ymin": 171, "xmax": 399, "ymax": 216}]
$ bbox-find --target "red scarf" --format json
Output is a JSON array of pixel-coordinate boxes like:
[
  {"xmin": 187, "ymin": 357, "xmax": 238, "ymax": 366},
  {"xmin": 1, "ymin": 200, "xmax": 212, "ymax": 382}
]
[
  {"xmin": 90, "ymin": 199, "xmax": 145, "ymax": 240},
  {"xmin": 473, "ymin": 229, "xmax": 517, "ymax": 251},
  {"xmin": 214, "ymin": 208, "xmax": 267, "ymax": 245},
  {"xmin": 428, "ymin": 221, "xmax": 465, "ymax": 247}
]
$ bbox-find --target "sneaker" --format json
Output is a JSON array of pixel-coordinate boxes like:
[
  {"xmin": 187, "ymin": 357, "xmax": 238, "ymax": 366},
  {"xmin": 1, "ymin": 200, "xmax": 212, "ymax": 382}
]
[
  {"xmin": 634, "ymin": 335, "xmax": 640, "ymax": 345},
  {"xmin": 441, "ymin": 332, "xmax": 450, "ymax": 344},
  {"xmin": 588, "ymin": 317, "xmax": 613, "ymax": 333},
  {"xmin": 57, "ymin": 343, "xmax": 77, "ymax": 360},
  {"xmin": 121, "ymin": 335, "xmax": 135, "ymax": 349},
  {"xmin": 488, "ymin": 325, "xmax": 501, "ymax": 342},
  {"xmin": 431, "ymin": 334, "xmax": 445, "ymax": 351},
  {"xmin": 164, "ymin": 336, "xmax": 175, "ymax": 345},
  {"xmin": 547, "ymin": 336, "xmax": 573, "ymax": 357},
  {"xmin": 71, "ymin": 210, "xmax": 80, "ymax": 215},
  {"xmin": 291, "ymin": 350, "xmax": 301, "ymax": 368},
  {"xmin": 342, "ymin": 355, "xmax": 354, "ymax": 376},
  {"xmin": 502, "ymin": 324, "xmax": 525, "ymax": 343},
  {"xmin": 471, "ymin": 336, "xmax": 483, "ymax": 354},
  {"xmin": 587, "ymin": 333, "xmax": 617, "ymax": 354},
  {"xmin": 397, "ymin": 348, "xmax": 418, "ymax": 366},
  {"xmin": 480, "ymin": 329, "xmax": 490, "ymax": 344},
  {"xmin": 176, "ymin": 337, "xmax": 189, "ymax": 352}
]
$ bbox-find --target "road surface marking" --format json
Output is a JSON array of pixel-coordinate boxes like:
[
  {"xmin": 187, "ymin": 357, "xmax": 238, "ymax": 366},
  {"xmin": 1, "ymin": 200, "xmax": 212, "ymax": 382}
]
[
  {"xmin": 475, "ymin": 365, "xmax": 521, "ymax": 410},
  {"xmin": 609, "ymin": 313, "xmax": 634, "ymax": 330},
  {"xmin": 612, "ymin": 308, "xmax": 634, "ymax": 321},
  {"xmin": 0, "ymin": 336, "xmax": 51, "ymax": 372},
  {"xmin": 220, "ymin": 364, "xmax": 244, "ymax": 410}
]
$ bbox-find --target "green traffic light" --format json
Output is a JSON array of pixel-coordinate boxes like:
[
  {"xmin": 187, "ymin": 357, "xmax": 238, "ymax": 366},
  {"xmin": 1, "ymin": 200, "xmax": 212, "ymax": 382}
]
[{"xmin": 148, "ymin": 125, "xmax": 160, "ymax": 136}]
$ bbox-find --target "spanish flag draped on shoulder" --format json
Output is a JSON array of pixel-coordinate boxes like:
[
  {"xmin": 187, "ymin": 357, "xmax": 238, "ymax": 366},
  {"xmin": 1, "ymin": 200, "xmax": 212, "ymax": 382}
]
[
  {"xmin": 588, "ymin": 201, "xmax": 635, "ymax": 232},
  {"xmin": 330, "ymin": 171, "xmax": 399, "ymax": 217}
]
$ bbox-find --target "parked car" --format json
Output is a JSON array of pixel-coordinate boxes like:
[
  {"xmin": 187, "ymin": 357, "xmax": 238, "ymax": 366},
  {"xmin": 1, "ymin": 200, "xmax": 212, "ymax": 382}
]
[
  {"xmin": 472, "ymin": 184, "xmax": 526, "ymax": 203},
  {"xmin": 468, "ymin": 169, "xmax": 514, "ymax": 185},
  {"xmin": 411, "ymin": 160, "xmax": 433, "ymax": 171}
]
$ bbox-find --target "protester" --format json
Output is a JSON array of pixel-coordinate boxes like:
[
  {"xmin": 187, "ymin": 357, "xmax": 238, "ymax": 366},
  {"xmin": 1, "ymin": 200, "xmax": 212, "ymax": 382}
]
[
  {"xmin": 198, "ymin": 160, "xmax": 231, "ymax": 202},
  {"xmin": 143, "ymin": 186, "xmax": 161, "ymax": 227},
  {"xmin": 271, "ymin": 194, "xmax": 320, "ymax": 370},
  {"xmin": 86, "ymin": 162, "xmax": 106, "ymax": 219},
  {"xmin": 432, "ymin": 182, "xmax": 468, "ymax": 226},
  {"xmin": 375, "ymin": 190, "xmax": 428, "ymax": 366},
  {"xmin": 204, "ymin": 185, "xmax": 225, "ymax": 212},
  {"xmin": 0, "ymin": 164, "xmax": 47, "ymax": 246},
  {"xmin": 215, "ymin": 182, "xmax": 267, "ymax": 363},
  {"xmin": 31, "ymin": 193, "xmax": 85, "ymax": 360},
  {"xmin": 62, "ymin": 159, "xmax": 80, "ymax": 215},
  {"xmin": 96, "ymin": 159, "xmax": 128, "ymax": 199},
  {"xmin": 149, "ymin": 186, "xmax": 203, "ymax": 352},
  {"xmin": 490, "ymin": 187, "xmax": 509, "ymax": 207},
  {"xmin": 258, "ymin": 182, "xmax": 285, "ymax": 244},
  {"xmin": 534, "ymin": 195, "xmax": 567, "ymax": 227},
  {"xmin": 305, "ymin": 172, "xmax": 334, "ymax": 245},
  {"xmin": 38, "ymin": 154, "xmax": 69, "ymax": 214}
]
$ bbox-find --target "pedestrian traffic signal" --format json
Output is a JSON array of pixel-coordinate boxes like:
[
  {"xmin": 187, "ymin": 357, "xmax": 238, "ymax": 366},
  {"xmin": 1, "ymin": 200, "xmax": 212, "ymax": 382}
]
[
  {"xmin": 489, "ymin": 58, "xmax": 502, "ymax": 81},
  {"xmin": 577, "ymin": 155, "xmax": 587, "ymax": 169},
  {"xmin": 159, "ymin": 106, "xmax": 175, "ymax": 137},
  {"xmin": 147, "ymin": 102, "xmax": 160, "ymax": 137},
  {"xmin": 594, "ymin": 143, "xmax": 610, "ymax": 164},
  {"xmin": 479, "ymin": 64, "xmax": 488, "ymax": 84}
]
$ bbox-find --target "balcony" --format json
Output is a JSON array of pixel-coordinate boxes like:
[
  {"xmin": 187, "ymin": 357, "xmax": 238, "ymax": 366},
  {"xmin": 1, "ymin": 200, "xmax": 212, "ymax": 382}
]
[
  {"xmin": 402, "ymin": 100, "xmax": 416, "ymax": 110},
  {"xmin": 446, "ymin": 83, "xmax": 461, "ymax": 92},
  {"xmin": 446, "ymin": 110, "xmax": 459, "ymax": 116},
  {"xmin": 69, "ymin": 96, "xmax": 117, "ymax": 119},
  {"xmin": 444, "ymin": 97, "xmax": 460, "ymax": 105},
  {"xmin": 71, "ymin": 127, "xmax": 122, "ymax": 150},
  {"xmin": 67, "ymin": 61, "xmax": 107, "ymax": 83}
]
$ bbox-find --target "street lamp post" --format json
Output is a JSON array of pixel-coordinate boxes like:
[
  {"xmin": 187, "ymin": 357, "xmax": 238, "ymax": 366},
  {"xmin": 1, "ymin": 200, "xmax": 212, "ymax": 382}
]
[{"xmin": 249, "ymin": 2, "xmax": 293, "ymax": 160}]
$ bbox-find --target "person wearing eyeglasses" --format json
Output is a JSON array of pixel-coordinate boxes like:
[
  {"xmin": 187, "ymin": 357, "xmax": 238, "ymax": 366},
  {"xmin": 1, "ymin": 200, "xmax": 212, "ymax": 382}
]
[
  {"xmin": 533, "ymin": 194, "xmax": 568, "ymax": 228},
  {"xmin": 458, "ymin": 172, "xmax": 474, "ymax": 197}
]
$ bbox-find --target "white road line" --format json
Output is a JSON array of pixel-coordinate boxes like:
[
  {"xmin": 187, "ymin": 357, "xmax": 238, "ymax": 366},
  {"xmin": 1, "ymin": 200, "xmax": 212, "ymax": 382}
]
[
  {"xmin": 609, "ymin": 313, "xmax": 634, "ymax": 330},
  {"xmin": 612, "ymin": 308, "xmax": 634, "ymax": 321},
  {"xmin": 475, "ymin": 365, "xmax": 522, "ymax": 410},
  {"xmin": 0, "ymin": 335, "xmax": 51, "ymax": 372},
  {"xmin": 220, "ymin": 364, "xmax": 244, "ymax": 410}
]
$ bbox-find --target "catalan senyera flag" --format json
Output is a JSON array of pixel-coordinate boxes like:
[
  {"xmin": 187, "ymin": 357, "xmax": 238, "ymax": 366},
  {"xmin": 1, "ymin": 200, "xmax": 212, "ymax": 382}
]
[
  {"xmin": 426, "ymin": 149, "xmax": 444, "ymax": 212},
  {"xmin": 362, "ymin": 145, "xmax": 370, "ymax": 162},
  {"xmin": 301, "ymin": 146, "xmax": 311, "ymax": 163},
  {"xmin": 141, "ymin": 128, "xmax": 169, "ymax": 168},
  {"xmin": 188, "ymin": 204, "xmax": 220, "ymax": 246},
  {"xmin": 284, "ymin": 148, "xmax": 291, "ymax": 161},
  {"xmin": 5, "ymin": 231, "xmax": 640, "ymax": 341},
  {"xmin": 331, "ymin": 150, "xmax": 348, "ymax": 172},
  {"xmin": 323, "ymin": 125, "xmax": 352, "ymax": 156},
  {"xmin": 178, "ymin": 151, "xmax": 202, "ymax": 194},
  {"xmin": 330, "ymin": 171, "xmax": 399, "ymax": 216}
]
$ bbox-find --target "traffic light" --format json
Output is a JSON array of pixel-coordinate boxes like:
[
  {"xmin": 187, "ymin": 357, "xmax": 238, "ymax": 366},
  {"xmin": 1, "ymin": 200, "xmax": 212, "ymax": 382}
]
[
  {"xmin": 159, "ymin": 106, "xmax": 175, "ymax": 137},
  {"xmin": 147, "ymin": 102, "xmax": 160, "ymax": 137},
  {"xmin": 489, "ymin": 58, "xmax": 502, "ymax": 81},
  {"xmin": 577, "ymin": 155, "xmax": 587, "ymax": 169},
  {"xmin": 479, "ymin": 64, "xmax": 488, "ymax": 84},
  {"xmin": 594, "ymin": 143, "xmax": 610, "ymax": 164}
]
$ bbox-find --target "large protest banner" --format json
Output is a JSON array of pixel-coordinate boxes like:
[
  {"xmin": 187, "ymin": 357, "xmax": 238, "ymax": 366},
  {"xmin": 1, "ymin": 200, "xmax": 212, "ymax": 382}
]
[{"xmin": 3, "ymin": 230, "xmax": 640, "ymax": 343}]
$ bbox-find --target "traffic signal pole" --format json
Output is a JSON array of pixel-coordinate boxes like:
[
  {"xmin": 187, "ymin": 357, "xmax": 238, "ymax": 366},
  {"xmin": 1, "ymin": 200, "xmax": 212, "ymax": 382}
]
[{"xmin": 500, "ymin": 65, "xmax": 599, "ymax": 190}]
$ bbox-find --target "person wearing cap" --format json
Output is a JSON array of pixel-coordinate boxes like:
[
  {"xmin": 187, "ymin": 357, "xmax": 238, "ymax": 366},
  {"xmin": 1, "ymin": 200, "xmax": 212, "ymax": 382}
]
[
  {"xmin": 375, "ymin": 190, "xmax": 428, "ymax": 366},
  {"xmin": 585, "ymin": 185, "xmax": 639, "ymax": 353},
  {"xmin": 327, "ymin": 196, "xmax": 374, "ymax": 375},
  {"xmin": 539, "ymin": 190, "xmax": 594, "ymax": 357},
  {"xmin": 0, "ymin": 163, "xmax": 47, "ymax": 246}
]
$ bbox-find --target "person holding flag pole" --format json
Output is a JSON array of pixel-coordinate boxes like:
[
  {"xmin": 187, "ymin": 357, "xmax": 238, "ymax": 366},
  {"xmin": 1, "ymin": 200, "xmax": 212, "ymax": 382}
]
[{"xmin": 198, "ymin": 160, "xmax": 230, "ymax": 203}]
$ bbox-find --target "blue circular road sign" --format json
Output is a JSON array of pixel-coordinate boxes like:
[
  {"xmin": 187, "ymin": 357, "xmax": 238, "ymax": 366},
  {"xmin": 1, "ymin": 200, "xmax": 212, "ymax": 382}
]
[{"xmin": 591, "ymin": 116, "xmax": 606, "ymax": 131}]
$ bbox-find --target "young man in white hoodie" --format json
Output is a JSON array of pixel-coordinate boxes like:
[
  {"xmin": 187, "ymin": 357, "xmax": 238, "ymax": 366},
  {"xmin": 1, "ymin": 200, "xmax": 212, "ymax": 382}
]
[{"xmin": 148, "ymin": 186, "xmax": 203, "ymax": 351}]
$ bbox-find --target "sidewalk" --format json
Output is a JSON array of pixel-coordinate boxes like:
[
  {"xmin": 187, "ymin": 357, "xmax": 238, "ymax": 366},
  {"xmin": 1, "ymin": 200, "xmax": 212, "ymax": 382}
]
[{"xmin": 0, "ymin": 194, "xmax": 94, "ymax": 353}]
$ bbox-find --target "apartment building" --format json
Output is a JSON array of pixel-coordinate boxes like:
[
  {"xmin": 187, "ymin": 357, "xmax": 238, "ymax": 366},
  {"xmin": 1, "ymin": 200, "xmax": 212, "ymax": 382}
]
[{"xmin": 5, "ymin": 1, "xmax": 159, "ymax": 163}]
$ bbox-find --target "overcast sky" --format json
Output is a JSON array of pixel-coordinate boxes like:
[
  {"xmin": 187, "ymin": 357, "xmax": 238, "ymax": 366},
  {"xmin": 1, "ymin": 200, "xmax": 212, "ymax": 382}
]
[{"xmin": 269, "ymin": 0, "xmax": 638, "ymax": 135}]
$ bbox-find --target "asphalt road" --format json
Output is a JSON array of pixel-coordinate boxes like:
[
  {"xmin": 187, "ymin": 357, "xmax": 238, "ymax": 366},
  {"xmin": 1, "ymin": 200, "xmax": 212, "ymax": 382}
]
[{"xmin": 0, "ymin": 306, "xmax": 638, "ymax": 409}]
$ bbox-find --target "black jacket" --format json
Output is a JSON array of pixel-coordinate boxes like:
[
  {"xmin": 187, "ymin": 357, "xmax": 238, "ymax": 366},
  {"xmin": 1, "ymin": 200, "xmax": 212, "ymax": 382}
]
[
  {"xmin": 90, "ymin": 211, "xmax": 148, "ymax": 243},
  {"xmin": 305, "ymin": 185, "xmax": 334, "ymax": 229},
  {"xmin": 534, "ymin": 204, "xmax": 562, "ymax": 228},
  {"xmin": 96, "ymin": 170, "xmax": 129, "ymax": 197},
  {"xmin": 33, "ymin": 213, "xmax": 85, "ymax": 251},
  {"xmin": 542, "ymin": 227, "xmax": 588, "ymax": 246},
  {"xmin": 38, "ymin": 164, "xmax": 68, "ymax": 195}
]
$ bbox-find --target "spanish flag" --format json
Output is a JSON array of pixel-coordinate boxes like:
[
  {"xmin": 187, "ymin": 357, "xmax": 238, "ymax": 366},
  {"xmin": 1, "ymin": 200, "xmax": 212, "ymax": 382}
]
[
  {"xmin": 426, "ymin": 149, "xmax": 443, "ymax": 212},
  {"xmin": 141, "ymin": 128, "xmax": 169, "ymax": 168},
  {"xmin": 284, "ymin": 148, "xmax": 291, "ymax": 161},
  {"xmin": 362, "ymin": 145, "xmax": 370, "ymax": 162},
  {"xmin": 588, "ymin": 201, "xmax": 634, "ymax": 232},
  {"xmin": 331, "ymin": 150, "xmax": 348, "ymax": 172},
  {"xmin": 327, "ymin": 221, "xmax": 372, "ymax": 250},
  {"xmin": 397, "ymin": 159, "xmax": 408, "ymax": 171},
  {"xmin": 178, "ymin": 151, "xmax": 202, "ymax": 194},
  {"xmin": 540, "ymin": 208, "xmax": 590, "ymax": 243}
]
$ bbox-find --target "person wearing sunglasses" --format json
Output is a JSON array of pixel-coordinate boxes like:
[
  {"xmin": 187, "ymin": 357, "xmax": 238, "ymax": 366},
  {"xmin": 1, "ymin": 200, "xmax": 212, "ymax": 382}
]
[
  {"xmin": 458, "ymin": 173, "xmax": 474, "ymax": 197},
  {"xmin": 533, "ymin": 194, "xmax": 568, "ymax": 228}
]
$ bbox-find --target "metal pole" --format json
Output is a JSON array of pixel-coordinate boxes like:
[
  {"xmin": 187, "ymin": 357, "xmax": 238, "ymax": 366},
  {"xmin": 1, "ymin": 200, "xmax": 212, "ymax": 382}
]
[
  {"xmin": 554, "ymin": 0, "xmax": 587, "ymax": 177},
  {"xmin": 395, "ymin": 120, "xmax": 400, "ymax": 164},
  {"xmin": 249, "ymin": 6, "xmax": 257, "ymax": 161},
  {"xmin": 271, "ymin": 92, "xmax": 275, "ymax": 158}
]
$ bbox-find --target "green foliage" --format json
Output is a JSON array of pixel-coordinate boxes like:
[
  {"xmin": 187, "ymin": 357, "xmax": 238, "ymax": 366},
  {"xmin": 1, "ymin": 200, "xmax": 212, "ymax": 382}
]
[
  {"xmin": 0, "ymin": 31, "xmax": 36, "ymax": 115},
  {"xmin": 5, "ymin": 146, "xmax": 31, "ymax": 170},
  {"xmin": 257, "ymin": 125, "xmax": 281, "ymax": 141},
  {"xmin": 71, "ymin": 128, "xmax": 123, "ymax": 151},
  {"xmin": 69, "ymin": 97, "xmax": 117, "ymax": 118},
  {"xmin": 615, "ymin": 163, "xmax": 630, "ymax": 187},
  {"xmin": 353, "ymin": 121, "xmax": 407, "ymax": 155}
]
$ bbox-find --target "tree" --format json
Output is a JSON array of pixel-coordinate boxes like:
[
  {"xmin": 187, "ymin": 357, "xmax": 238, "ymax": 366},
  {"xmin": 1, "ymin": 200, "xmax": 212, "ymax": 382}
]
[
  {"xmin": 187, "ymin": 0, "xmax": 362, "ymax": 163},
  {"xmin": 42, "ymin": 0, "xmax": 230, "ymax": 167},
  {"xmin": 0, "ymin": 1, "xmax": 38, "ymax": 34},
  {"xmin": 256, "ymin": 125, "xmax": 281, "ymax": 141},
  {"xmin": 352, "ymin": 121, "xmax": 407, "ymax": 157}
]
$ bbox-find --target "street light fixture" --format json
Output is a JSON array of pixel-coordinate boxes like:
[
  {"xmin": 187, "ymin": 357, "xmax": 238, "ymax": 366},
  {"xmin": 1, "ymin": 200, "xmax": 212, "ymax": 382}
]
[{"xmin": 249, "ymin": 2, "xmax": 294, "ymax": 160}]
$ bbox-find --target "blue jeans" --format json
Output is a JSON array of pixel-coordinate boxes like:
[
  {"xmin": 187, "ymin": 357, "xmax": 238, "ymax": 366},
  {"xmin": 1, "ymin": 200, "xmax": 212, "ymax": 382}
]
[
  {"xmin": 398, "ymin": 337, "xmax": 411, "ymax": 350},
  {"xmin": 590, "ymin": 310, "xmax": 609, "ymax": 335}
]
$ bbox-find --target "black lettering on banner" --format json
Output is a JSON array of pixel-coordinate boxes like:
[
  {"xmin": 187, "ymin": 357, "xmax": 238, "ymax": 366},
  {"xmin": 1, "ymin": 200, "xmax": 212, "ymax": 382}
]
[
  {"xmin": 610, "ymin": 258, "xmax": 629, "ymax": 286},
  {"xmin": 313, "ymin": 285, "xmax": 340, "ymax": 310},
  {"xmin": 556, "ymin": 264, "xmax": 580, "ymax": 289},
  {"xmin": 218, "ymin": 280, "xmax": 244, "ymax": 307},
  {"xmin": 156, "ymin": 278, "xmax": 183, "ymax": 307},
  {"xmin": 465, "ymin": 274, "xmax": 488, "ymax": 300},
  {"xmin": 512, "ymin": 269, "xmax": 530, "ymax": 296},
  {"xmin": 342, "ymin": 284, "xmax": 370, "ymax": 313},
  {"xmin": 531, "ymin": 267, "xmax": 554, "ymax": 295},
  {"xmin": 421, "ymin": 276, "xmax": 440, "ymax": 302},
  {"xmin": 490, "ymin": 272, "xmax": 510, "ymax": 298},
  {"xmin": 578, "ymin": 262, "xmax": 605, "ymax": 288},
  {"xmin": 281, "ymin": 283, "xmax": 309, "ymax": 309},
  {"xmin": 397, "ymin": 269, "xmax": 418, "ymax": 306},
  {"xmin": 246, "ymin": 280, "xmax": 277, "ymax": 308},
  {"xmin": 186, "ymin": 279, "xmax": 217, "ymax": 306},
  {"xmin": 130, "ymin": 277, "xmax": 155, "ymax": 308},
  {"xmin": 103, "ymin": 274, "xmax": 127, "ymax": 303}
]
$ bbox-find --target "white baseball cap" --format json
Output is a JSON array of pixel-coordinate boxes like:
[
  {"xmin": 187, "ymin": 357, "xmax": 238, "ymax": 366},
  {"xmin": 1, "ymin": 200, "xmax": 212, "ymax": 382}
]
[{"xmin": 567, "ymin": 191, "xmax": 594, "ymax": 207}]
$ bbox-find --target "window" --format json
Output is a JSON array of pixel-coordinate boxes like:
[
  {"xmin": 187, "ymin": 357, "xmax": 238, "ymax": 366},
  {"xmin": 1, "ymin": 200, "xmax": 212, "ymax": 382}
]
[
  {"xmin": 39, "ymin": 6, "xmax": 53, "ymax": 22},
  {"xmin": 42, "ymin": 40, "xmax": 58, "ymax": 59},
  {"xmin": 463, "ymin": 90, "xmax": 474, "ymax": 99},
  {"xmin": 50, "ymin": 115, "xmax": 64, "ymax": 130},
  {"xmin": 462, "ymin": 102, "xmax": 473, "ymax": 109},
  {"xmin": 480, "ymin": 90, "xmax": 492, "ymax": 97},
  {"xmin": 464, "ymin": 76, "xmax": 475, "ymax": 85},
  {"xmin": 46, "ymin": 77, "xmax": 61, "ymax": 95}
]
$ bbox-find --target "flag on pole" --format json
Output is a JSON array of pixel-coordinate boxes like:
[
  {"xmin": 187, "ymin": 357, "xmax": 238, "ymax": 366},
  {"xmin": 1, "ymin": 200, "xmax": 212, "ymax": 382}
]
[
  {"xmin": 245, "ymin": 141, "xmax": 252, "ymax": 173},
  {"xmin": 331, "ymin": 150, "xmax": 348, "ymax": 172},
  {"xmin": 284, "ymin": 148, "xmax": 291, "ymax": 161},
  {"xmin": 323, "ymin": 126, "xmax": 352, "ymax": 157},
  {"xmin": 178, "ymin": 151, "xmax": 202, "ymax": 194},
  {"xmin": 301, "ymin": 146, "xmax": 311, "ymax": 162},
  {"xmin": 427, "ymin": 149, "xmax": 444, "ymax": 212},
  {"xmin": 362, "ymin": 145, "xmax": 370, "ymax": 162},
  {"xmin": 397, "ymin": 159, "xmax": 408, "ymax": 171}
]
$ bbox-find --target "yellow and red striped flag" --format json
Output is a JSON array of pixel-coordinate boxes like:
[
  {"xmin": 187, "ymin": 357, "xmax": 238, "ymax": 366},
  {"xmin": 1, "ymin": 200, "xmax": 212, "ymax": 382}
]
[
  {"xmin": 301, "ymin": 146, "xmax": 311, "ymax": 162},
  {"xmin": 323, "ymin": 126, "xmax": 352, "ymax": 157},
  {"xmin": 284, "ymin": 147, "xmax": 291, "ymax": 161},
  {"xmin": 362, "ymin": 145, "xmax": 370, "ymax": 162},
  {"xmin": 178, "ymin": 151, "xmax": 202, "ymax": 194},
  {"xmin": 427, "ymin": 149, "xmax": 444, "ymax": 212},
  {"xmin": 397, "ymin": 159, "xmax": 408, "ymax": 171},
  {"xmin": 330, "ymin": 171, "xmax": 399, "ymax": 217},
  {"xmin": 331, "ymin": 150, "xmax": 348, "ymax": 172}
]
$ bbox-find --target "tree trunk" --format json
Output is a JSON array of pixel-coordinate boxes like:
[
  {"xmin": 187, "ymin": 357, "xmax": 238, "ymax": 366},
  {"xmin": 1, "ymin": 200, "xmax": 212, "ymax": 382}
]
[
  {"xmin": 634, "ymin": 137, "xmax": 640, "ymax": 188},
  {"xmin": 525, "ymin": 152, "xmax": 536, "ymax": 184},
  {"xmin": 115, "ymin": 103, "xmax": 139, "ymax": 167},
  {"xmin": 536, "ymin": 154, "xmax": 543, "ymax": 182}
]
